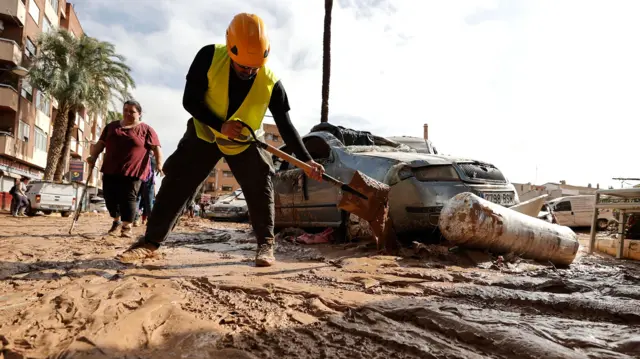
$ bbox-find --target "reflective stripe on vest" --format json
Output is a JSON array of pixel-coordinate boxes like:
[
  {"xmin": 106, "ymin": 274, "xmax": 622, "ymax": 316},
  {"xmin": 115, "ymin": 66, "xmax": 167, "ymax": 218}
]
[{"xmin": 192, "ymin": 43, "xmax": 278, "ymax": 155}]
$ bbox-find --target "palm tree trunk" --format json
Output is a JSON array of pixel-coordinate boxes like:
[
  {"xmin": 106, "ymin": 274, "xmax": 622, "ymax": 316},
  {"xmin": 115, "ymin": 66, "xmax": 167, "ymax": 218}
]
[
  {"xmin": 43, "ymin": 107, "xmax": 70, "ymax": 181},
  {"xmin": 320, "ymin": 0, "xmax": 333, "ymax": 123},
  {"xmin": 54, "ymin": 109, "xmax": 77, "ymax": 181}
]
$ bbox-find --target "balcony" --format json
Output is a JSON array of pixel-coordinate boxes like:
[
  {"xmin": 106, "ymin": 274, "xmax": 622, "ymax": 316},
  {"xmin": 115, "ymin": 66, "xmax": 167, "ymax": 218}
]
[
  {"xmin": 0, "ymin": 84, "xmax": 19, "ymax": 112},
  {"xmin": 0, "ymin": 0, "xmax": 26, "ymax": 26},
  {"xmin": 0, "ymin": 133, "xmax": 28, "ymax": 161},
  {"xmin": 0, "ymin": 38, "xmax": 21, "ymax": 66}
]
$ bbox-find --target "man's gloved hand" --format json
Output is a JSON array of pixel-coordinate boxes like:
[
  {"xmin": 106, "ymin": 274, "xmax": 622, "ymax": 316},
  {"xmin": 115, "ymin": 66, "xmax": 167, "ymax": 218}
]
[
  {"xmin": 305, "ymin": 160, "xmax": 325, "ymax": 182},
  {"xmin": 221, "ymin": 121, "xmax": 244, "ymax": 139}
]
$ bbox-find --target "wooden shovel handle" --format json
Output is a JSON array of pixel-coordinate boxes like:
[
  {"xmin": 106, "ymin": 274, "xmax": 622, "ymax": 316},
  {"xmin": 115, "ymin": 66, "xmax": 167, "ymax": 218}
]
[
  {"xmin": 262, "ymin": 143, "xmax": 367, "ymax": 199},
  {"xmin": 263, "ymin": 144, "xmax": 313, "ymax": 172}
]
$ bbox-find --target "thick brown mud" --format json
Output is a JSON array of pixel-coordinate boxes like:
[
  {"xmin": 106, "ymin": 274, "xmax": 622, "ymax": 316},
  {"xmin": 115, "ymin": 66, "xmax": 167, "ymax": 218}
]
[{"xmin": 1, "ymin": 214, "xmax": 639, "ymax": 358}]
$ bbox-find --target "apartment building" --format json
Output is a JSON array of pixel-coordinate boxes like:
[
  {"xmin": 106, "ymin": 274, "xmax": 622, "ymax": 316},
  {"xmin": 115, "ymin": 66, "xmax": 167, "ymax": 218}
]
[
  {"xmin": 204, "ymin": 123, "xmax": 283, "ymax": 198},
  {"xmin": 0, "ymin": 0, "xmax": 104, "ymax": 209}
]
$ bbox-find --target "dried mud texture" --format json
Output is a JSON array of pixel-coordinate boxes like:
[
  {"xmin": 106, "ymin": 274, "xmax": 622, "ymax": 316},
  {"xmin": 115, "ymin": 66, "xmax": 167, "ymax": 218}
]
[{"xmin": 1, "ymin": 213, "xmax": 640, "ymax": 358}]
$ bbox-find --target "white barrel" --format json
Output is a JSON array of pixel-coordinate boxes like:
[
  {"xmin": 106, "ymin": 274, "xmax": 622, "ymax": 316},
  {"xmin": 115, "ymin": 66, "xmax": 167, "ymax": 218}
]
[{"xmin": 439, "ymin": 192, "xmax": 579, "ymax": 266}]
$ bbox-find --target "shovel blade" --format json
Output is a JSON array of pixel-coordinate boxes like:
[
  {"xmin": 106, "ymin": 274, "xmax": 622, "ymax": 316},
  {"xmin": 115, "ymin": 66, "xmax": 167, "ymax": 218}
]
[{"xmin": 338, "ymin": 171, "xmax": 389, "ymax": 223}]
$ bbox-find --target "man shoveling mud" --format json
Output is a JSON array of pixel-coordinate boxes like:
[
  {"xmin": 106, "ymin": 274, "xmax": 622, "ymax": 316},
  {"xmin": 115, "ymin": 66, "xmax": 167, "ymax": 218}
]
[{"xmin": 116, "ymin": 13, "xmax": 324, "ymax": 266}]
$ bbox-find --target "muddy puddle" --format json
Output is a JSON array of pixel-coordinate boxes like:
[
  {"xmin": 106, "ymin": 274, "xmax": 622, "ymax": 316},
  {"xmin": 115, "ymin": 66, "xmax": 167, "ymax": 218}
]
[{"xmin": 1, "ymin": 214, "xmax": 640, "ymax": 358}]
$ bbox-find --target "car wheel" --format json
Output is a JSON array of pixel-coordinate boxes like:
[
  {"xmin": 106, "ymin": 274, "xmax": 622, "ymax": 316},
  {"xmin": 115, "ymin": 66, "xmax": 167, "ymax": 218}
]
[
  {"xmin": 597, "ymin": 219, "xmax": 609, "ymax": 231},
  {"xmin": 61, "ymin": 211, "xmax": 72, "ymax": 218}
]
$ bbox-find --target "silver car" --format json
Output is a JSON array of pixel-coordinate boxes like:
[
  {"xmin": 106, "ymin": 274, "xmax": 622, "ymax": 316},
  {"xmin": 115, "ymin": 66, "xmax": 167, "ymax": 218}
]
[
  {"xmin": 272, "ymin": 131, "xmax": 519, "ymax": 235},
  {"xmin": 205, "ymin": 189, "xmax": 249, "ymax": 221}
]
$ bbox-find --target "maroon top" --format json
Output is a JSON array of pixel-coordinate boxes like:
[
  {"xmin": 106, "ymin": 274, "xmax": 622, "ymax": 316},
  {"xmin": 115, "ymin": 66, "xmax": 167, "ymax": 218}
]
[{"xmin": 99, "ymin": 121, "xmax": 160, "ymax": 179}]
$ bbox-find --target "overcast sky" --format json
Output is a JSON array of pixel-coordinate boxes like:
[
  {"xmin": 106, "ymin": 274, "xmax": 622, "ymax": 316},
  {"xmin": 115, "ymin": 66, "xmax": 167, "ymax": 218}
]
[{"xmin": 71, "ymin": 0, "xmax": 640, "ymax": 189}]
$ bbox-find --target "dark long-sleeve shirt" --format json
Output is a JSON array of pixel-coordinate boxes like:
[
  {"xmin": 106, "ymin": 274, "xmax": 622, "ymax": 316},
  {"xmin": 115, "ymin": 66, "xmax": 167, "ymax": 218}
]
[{"xmin": 182, "ymin": 45, "xmax": 312, "ymax": 162}]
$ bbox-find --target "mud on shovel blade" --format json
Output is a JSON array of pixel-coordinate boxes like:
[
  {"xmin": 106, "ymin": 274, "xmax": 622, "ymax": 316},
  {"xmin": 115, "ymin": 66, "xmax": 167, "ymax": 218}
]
[{"xmin": 338, "ymin": 171, "xmax": 394, "ymax": 249}]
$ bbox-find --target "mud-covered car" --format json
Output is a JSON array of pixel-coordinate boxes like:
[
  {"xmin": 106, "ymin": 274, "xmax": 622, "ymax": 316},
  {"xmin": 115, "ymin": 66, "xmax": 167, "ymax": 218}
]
[
  {"xmin": 205, "ymin": 189, "xmax": 249, "ymax": 221},
  {"xmin": 272, "ymin": 125, "xmax": 519, "ymax": 235}
]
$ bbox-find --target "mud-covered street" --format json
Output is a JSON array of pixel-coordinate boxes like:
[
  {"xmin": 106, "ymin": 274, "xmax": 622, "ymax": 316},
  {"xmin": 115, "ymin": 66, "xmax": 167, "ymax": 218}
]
[{"xmin": 1, "ymin": 213, "xmax": 640, "ymax": 359}]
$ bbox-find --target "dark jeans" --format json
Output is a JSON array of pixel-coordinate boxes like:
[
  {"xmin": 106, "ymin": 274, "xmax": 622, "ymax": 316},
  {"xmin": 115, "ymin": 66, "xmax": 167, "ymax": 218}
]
[
  {"xmin": 135, "ymin": 178, "xmax": 155, "ymax": 218},
  {"xmin": 144, "ymin": 118, "xmax": 275, "ymax": 247},
  {"xmin": 12, "ymin": 195, "xmax": 28, "ymax": 215},
  {"xmin": 102, "ymin": 174, "xmax": 142, "ymax": 223}
]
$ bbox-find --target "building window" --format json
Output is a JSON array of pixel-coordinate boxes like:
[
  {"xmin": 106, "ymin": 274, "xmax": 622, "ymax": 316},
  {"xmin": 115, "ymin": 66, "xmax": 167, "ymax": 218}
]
[
  {"xmin": 20, "ymin": 81, "xmax": 33, "ymax": 102},
  {"xmin": 43, "ymin": 15, "xmax": 52, "ymax": 32},
  {"xmin": 222, "ymin": 185, "xmax": 233, "ymax": 191},
  {"xmin": 25, "ymin": 37, "xmax": 36, "ymax": 59},
  {"xmin": 35, "ymin": 90, "xmax": 50, "ymax": 116},
  {"xmin": 49, "ymin": 0, "xmax": 59, "ymax": 12},
  {"xmin": 19, "ymin": 121, "xmax": 30, "ymax": 141},
  {"xmin": 265, "ymin": 133, "xmax": 280, "ymax": 142},
  {"xmin": 28, "ymin": 0, "xmax": 40, "ymax": 24},
  {"xmin": 35, "ymin": 127, "xmax": 47, "ymax": 151},
  {"xmin": 223, "ymin": 171, "xmax": 233, "ymax": 178}
]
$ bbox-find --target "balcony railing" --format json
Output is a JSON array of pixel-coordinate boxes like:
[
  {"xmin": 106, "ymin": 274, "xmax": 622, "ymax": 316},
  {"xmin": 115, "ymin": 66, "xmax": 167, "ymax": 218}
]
[
  {"xmin": 0, "ymin": 38, "xmax": 21, "ymax": 65},
  {"xmin": 0, "ymin": 0, "xmax": 27, "ymax": 26},
  {"xmin": 0, "ymin": 132, "xmax": 28, "ymax": 160},
  {"xmin": 0, "ymin": 83, "xmax": 19, "ymax": 112}
]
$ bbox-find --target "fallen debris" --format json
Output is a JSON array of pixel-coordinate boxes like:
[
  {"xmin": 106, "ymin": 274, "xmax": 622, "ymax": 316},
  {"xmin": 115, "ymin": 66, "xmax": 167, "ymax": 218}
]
[{"xmin": 439, "ymin": 192, "xmax": 580, "ymax": 266}]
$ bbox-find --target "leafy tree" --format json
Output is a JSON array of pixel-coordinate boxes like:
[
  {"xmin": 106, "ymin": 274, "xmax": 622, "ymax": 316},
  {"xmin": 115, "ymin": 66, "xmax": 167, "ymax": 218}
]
[
  {"xmin": 28, "ymin": 28, "xmax": 135, "ymax": 181},
  {"xmin": 320, "ymin": 0, "xmax": 333, "ymax": 123},
  {"xmin": 105, "ymin": 110, "xmax": 123, "ymax": 124}
]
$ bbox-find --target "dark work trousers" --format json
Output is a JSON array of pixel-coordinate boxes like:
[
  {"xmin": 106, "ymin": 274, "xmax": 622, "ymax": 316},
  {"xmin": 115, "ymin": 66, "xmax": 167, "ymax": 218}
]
[
  {"xmin": 144, "ymin": 118, "xmax": 275, "ymax": 248},
  {"xmin": 102, "ymin": 174, "xmax": 142, "ymax": 223}
]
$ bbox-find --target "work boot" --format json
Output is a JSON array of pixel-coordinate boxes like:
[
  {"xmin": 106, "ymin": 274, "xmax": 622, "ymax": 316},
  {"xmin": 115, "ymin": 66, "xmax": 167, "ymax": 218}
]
[
  {"xmin": 133, "ymin": 218, "xmax": 141, "ymax": 227},
  {"xmin": 255, "ymin": 241, "xmax": 276, "ymax": 267},
  {"xmin": 116, "ymin": 238, "xmax": 158, "ymax": 263},
  {"xmin": 121, "ymin": 224, "xmax": 133, "ymax": 238},
  {"xmin": 107, "ymin": 220, "xmax": 122, "ymax": 235}
]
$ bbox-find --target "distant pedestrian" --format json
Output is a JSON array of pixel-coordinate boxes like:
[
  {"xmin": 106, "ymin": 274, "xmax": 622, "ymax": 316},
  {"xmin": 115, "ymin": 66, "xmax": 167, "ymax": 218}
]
[
  {"xmin": 87, "ymin": 100, "xmax": 163, "ymax": 238},
  {"xmin": 10, "ymin": 176, "xmax": 30, "ymax": 217}
]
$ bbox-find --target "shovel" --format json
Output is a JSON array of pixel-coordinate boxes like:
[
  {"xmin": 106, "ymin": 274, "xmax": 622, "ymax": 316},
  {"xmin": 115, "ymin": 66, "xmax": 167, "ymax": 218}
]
[
  {"xmin": 227, "ymin": 121, "xmax": 394, "ymax": 248},
  {"xmin": 69, "ymin": 163, "xmax": 94, "ymax": 235}
]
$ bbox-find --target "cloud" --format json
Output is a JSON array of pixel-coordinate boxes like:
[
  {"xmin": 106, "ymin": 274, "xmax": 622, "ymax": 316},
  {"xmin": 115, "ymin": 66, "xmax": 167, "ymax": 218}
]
[{"xmin": 70, "ymin": 0, "xmax": 640, "ymax": 189}]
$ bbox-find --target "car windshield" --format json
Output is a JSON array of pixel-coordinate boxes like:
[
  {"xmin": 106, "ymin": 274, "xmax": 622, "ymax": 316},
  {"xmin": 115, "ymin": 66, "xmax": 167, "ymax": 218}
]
[
  {"xmin": 398, "ymin": 139, "xmax": 429, "ymax": 151},
  {"xmin": 220, "ymin": 190, "xmax": 243, "ymax": 202}
]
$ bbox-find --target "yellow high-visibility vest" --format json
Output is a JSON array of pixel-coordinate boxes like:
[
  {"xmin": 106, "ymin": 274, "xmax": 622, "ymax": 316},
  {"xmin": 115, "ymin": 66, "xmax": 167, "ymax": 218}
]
[{"xmin": 193, "ymin": 43, "xmax": 278, "ymax": 155}]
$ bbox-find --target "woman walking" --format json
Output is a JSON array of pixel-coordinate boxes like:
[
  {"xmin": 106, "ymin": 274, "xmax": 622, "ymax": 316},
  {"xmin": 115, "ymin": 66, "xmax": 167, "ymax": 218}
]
[
  {"xmin": 87, "ymin": 100, "xmax": 163, "ymax": 237},
  {"xmin": 10, "ymin": 176, "xmax": 30, "ymax": 217}
]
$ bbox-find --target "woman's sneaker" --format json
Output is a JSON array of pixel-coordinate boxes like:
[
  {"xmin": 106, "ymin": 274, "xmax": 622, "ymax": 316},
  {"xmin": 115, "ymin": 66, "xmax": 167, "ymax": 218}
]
[
  {"xmin": 116, "ymin": 239, "xmax": 158, "ymax": 263},
  {"xmin": 107, "ymin": 220, "xmax": 122, "ymax": 235},
  {"xmin": 121, "ymin": 224, "xmax": 133, "ymax": 238}
]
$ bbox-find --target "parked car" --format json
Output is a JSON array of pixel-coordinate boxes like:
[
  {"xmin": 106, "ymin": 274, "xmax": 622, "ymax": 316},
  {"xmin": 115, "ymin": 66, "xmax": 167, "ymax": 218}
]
[
  {"xmin": 272, "ymin": 127, "xmax": 519, "ymax": 235},
  {"xmin": 89, "ymin": 196, "xmax": 108, "ymax": 213},
  {"xmin": 24, "ymin": 181, "xmax": 78, "ymax": 217},
  {"xmin": 546, "ymin": 195, "xmax": 613, "ymax": 230},
  {"xmin": 205, "ymin": 189, "xmax": 249, "ymax": 221}
]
